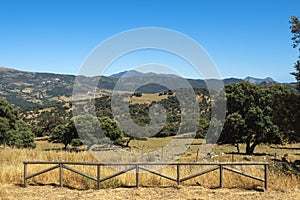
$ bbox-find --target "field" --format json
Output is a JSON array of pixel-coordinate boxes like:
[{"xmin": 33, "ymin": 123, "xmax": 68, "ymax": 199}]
[
  {"xmin": 1, "ymin": 184, "xmax": 299, "ymax": 200},
  {"xmin": 0, "ymin": 138, "xmax": 300, "ymax": 199},
  {"xmin": 130, "ymin": 93, "xmax": 171, "ymax": 104}
]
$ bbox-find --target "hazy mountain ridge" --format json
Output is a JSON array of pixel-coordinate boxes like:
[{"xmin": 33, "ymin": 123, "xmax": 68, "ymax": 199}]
[
  {"xmin": 244, "ymin": 76, "xmax": 276, "ymax": 84},
  {"xmin": 109, "ymin": 70, "xmax": 180, "ymax": 79},
  {"xmin": 0, "ymin": 67, "xmax": 293, "ymax": 108}
]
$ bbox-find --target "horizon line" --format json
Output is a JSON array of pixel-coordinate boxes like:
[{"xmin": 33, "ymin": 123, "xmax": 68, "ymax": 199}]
[{"xmin": 0, "ymin": 66, "xmax": 296, "ymax": 84}]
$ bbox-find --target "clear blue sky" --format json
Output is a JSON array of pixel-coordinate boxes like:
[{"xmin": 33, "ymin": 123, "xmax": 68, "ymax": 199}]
[{"xmin": 0, "ymin": 0, "xmax": 299, "ymax": 82}]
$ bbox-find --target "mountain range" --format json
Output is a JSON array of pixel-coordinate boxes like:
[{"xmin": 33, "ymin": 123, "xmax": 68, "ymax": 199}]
[
  {"xmin": 110, "ymin": 70, "xmax": 277, "ymax": 84},
  {"xmin": 0, "ymin": 67, "xmax": 293, "ymax": 108},
  {"xmin": 244, "ymin": 76, "xmax": 276, "ymax": 84},
  {"xmin": 109, "ymin": 70, "xmax": 180, "ymax": 79}
]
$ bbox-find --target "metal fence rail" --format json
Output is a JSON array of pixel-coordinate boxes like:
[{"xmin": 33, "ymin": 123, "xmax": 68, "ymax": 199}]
[{"xmin": 23, "ymin": 161, "xmax": 269, "ymax": 190}]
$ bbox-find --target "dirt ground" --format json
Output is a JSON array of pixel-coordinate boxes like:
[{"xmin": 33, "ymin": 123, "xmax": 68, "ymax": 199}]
[{"xmin": 0, "ymin": 184, "xmax": 299, "ymax": 200}]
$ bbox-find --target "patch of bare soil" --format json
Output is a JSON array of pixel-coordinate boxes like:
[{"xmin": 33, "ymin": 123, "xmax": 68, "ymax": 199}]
[{"xmin": 0, "ymin": 184, "xmax": 299, "ymax": 200}]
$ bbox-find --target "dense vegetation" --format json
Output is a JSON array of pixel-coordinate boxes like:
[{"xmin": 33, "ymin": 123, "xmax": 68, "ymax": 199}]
[
  {"xmin": 219, "ymin": 82, "xmax": 299, "ymax": 154},
  {"xmin": 290, "ymin": 16, "xmax": 300, "ymax": 90},
  {"xmin": 2, "ymin": 77, "xmax": 299, "ymax": 153},
  {"xmin": 0, "ymin": 98, "xmax": 35, "ymax": 148},
  {"xmin": 7, "ymin": 79, "xmax": 297, "ymax": 154},
  {"xmin": 1, "ymin": 80, "xmax": 299, "ymax": 153}
]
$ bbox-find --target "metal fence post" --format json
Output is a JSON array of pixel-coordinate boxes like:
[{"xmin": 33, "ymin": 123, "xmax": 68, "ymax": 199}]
[
  {"xmin": 136, "ymin": 164, "xmax": 139, "ymax": 188},
  {"xmin": 219, "ymin": 164, "xmax": 223, "ymax": 188},
  {"xmin": 177, "ymin": 164, "xmax": 180, "ymax": 185},
  {"xmin": 97, "ymin": 165, "xmax": 101, "ymax": 190},
  {"xmin": 59, "ymin": 163, "xmax": 63, "ymax": 187},
  {"xmin": 264, "ymin": 164, "xmax": 268, "ymax": 190},
  {"xmin": 24, "ymin": 163, "xmax": 27, "ymax": 187}
]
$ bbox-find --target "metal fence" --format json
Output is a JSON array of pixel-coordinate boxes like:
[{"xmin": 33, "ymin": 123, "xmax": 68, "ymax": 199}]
[{"xmin": 23, "ymin": 161, "xmax": 269, "ymax": 190}]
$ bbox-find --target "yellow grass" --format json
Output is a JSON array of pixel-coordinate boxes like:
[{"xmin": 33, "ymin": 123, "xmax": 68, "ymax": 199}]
[
  {"xmin": 130, "ymin": 93, "xmax": 208, "ymax": 105},
  {"xmin": 0, "ymin": 139, "xmax": 299, "ymax": 191},
  {"xmin": 21, "ymin": 88, "xmax": 33, "ymax": 94},
  {"xmin": 130, "ymin": 94, "xmax": 170, "ymax": 104}
]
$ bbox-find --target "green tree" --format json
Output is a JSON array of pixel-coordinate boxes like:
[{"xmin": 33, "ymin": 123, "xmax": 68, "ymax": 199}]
[
  {"xmin": 196, "ymin": 115, "xmax": 209, "ymax": 138},
  {"xmin": 71, "ymin": 114, "xmax": 124, "ymax": 148},
  {"xmin": 289, "ymin": 16, "xmax": 300, "ymax": 142},
  {"xmin": 70, "ymin": 138, "xmax": 83, "ymax": 147},
  {"xmin": 48, "ymin": 120, "xmax": 78, "ymax": 149},
  {"xmin": 290, "ymin": 16, "xmax": 300, "ymax": 89},
  {"xmin": 0, "ymin": 117, "xmax": 10, "ymax": 145},
  {"xmin": 73, "ymin": 114, "xmax": 103, "ymax": 148},
  {"xmin": 269, "ymin": 85, "xmax": 299, "ymax": 142},
  {"xmin": 0, "ymin": 98, "xmax": 35, "ymax": 148},
  {"xmin": 98, "ymin": 117, "xmax": 123, "ymax": 144},
  {"xmin": 220, "ymin": 82, "xmax": 282, "ymax": 155},
  {"xmin": 219, "ymin": 113, "xmax": 245, "ymax": 153},
  {"xmin": 33, "ymin": 102, "xmax": 72, "ymax": 137}
]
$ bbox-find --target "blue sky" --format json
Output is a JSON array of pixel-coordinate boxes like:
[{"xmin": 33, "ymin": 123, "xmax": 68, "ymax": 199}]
[{"xmin": 0, "ymin": 0, "xmax": 299, "ymax": 82}]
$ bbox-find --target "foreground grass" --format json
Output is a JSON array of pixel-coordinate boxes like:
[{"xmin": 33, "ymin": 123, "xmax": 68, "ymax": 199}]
[
  {"xmin": 1, "ymin": 184, "xmax": 300, "ymax": 200},
  {"xmin": 0, "ymin": 139, "xmax": 299, "ymax": 190}
]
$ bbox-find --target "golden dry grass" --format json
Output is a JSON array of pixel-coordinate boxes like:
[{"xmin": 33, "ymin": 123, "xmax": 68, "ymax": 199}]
[
  {"xmin": 0, "ymin": 139, "xmax": 299, "ymax": 191},
  {"xmin": 1, "ymin": 139, "xmax": 300, "ymax": 200},
  {"xmin": 0, "ymin": 184, "xmax": 299, "ymax": 200},
  {"xmin": 130, "ymin": 94, "xmax": 171, "ymax": 104}
]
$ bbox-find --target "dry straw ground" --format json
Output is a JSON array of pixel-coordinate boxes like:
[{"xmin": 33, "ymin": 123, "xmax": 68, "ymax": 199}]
[{"xmin": 0, "ymin": 138, "xmax": 300, "ymax": 199}]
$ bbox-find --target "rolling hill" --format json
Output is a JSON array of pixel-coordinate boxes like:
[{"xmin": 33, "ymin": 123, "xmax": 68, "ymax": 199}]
[{"xmin": 0, "ymin": 67, "xmax": 293, "ymax": 108}]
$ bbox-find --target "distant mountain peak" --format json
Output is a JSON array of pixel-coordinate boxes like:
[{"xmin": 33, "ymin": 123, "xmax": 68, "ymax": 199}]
[
  {"xmin": 109, "ymin": 70, "xmax": 179, "ymax": 79},
  {"xmin": 244, "ymin": 76, "xmax": 276, "ymax": 84}
]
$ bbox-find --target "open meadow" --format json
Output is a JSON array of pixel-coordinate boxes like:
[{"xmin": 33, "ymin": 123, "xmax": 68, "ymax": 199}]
[{"xmin": 1, "ymin": 138, "xmax": 299, "ymax": 199}]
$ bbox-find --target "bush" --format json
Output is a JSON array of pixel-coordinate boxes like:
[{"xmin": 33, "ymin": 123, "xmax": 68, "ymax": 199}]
[{"xmin": 71, "ymin": 138, "xmax": 84, "ymax": 147}]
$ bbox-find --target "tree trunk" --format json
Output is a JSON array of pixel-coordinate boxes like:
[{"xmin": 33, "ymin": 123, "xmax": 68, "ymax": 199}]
[
  {"xmin": 236, "ymin": 143, "xmax": 240, "ymax": 154},
  {"xmin": 246, "ymin": 141, "xmax": 252, "ymax": 155},
  {"xmin": 246, "ymin": 142, "xmax": 258, "ymax": 155},
  {"xmin": 125, "ymin": 137, "xmax": 133, "ymax": 147}
]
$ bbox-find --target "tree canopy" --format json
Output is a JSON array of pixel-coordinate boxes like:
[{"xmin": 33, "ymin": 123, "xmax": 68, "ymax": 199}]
[
  {"xmin": 49, "ymin": 114, "xmax": 124, "ymax": 149},
  {"xmin": 289, "ymin": 16, "xmax": 300, "ymax": 142},
  {"xmin": 0, "ymin": 98, "xmax": 35, "ymax": 148},
  {"xmin": 48, "ymin": 120, "xmax": 78, "ymax": 149},
  {"xmin": 219, "ymin": 82, "xmax": 292, "ymax": 155},
  {"xmin": 290, "ymin": 16, "xmax": 300, "ymax": 89}
]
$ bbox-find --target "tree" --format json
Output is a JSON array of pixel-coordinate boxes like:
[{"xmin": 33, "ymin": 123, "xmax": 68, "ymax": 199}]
[
  {"xmin": 0, "ymin": 98, "xmax": 35, "ymax": 148},
  {"xmin": 220, "ymin": 82, "xmax": 282, "ymax": 155},
  {"xmin": 48, "ymin": 120, "xmax": 78, "ymax": 149},
  {"xmin": 98, "ymin": 117, "xmax": 123, "ymax": 144},
  {"xmin": 70, "ymin": 138, "xmax": 83, "ymax": 147},
  {"xmin": 196, "ymin": 115, "xmax": 209, "ymax": 138},
  {"xmin": 132, "ymin": 92, "xmax": 142, "ymax": 97},
  {"xmin": 0, "ymin": 117, "xmax": 10, "ymax": 145},
  {"xmin": 290, "ymin": 16, "xmax": 300, "ymax": 89},
  {"xmin": 219, "ymin": 113, "xmax": 245, "ymax": 153},
  {"xmin": 71, "ymin": 114, "xmax": 124, "ymax": 148},
  {"xmin": 33, "ymin": 102, "xmax": 72, "ymax": 137},
  {"xmin": 289, "ymin": 16, "xmax": 300, "ymax": 142},
  {"xmin": 269, "ymin": 84, "xmax": 299, "ymax": 142},
  {"xmin": 73, "ymin": 114, "xmax": 104, "ymax": 148}
]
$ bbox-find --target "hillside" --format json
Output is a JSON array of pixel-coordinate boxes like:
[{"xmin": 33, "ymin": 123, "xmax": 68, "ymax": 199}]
[
  {"xmin": 0, "ymin": 67, "xmax": 117, "ymax": 107},
  {"xmin": 0, "ymin": 67, "xmax": 75, "ymax": 107},
  {"xmin": 0, "ymin": 67, "xmax": 294, "ymax": 108}
]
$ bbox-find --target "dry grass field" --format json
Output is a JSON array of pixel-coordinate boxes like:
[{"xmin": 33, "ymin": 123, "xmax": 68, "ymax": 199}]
[
  {"xmin": 130, "ymin": 93, "xmax": 171, "ymax": 104},
  {"xmin": 0, "ymin": 138, "xmax": 300, "ymax": 199},
  {"xmin": 1, "ymin": 184, "xmax": 299, "ymax": 200}
]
